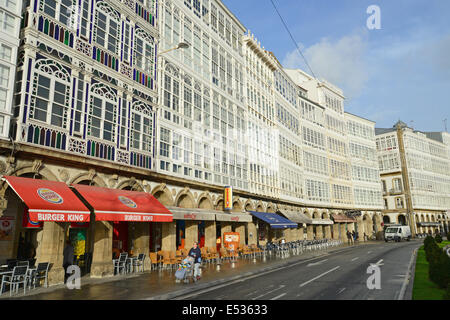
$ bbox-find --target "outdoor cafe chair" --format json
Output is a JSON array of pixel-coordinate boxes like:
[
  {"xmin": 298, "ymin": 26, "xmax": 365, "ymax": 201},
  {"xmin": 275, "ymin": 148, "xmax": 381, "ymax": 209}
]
[
  {"xmin": 18, "ymin": 261, "xmax": 29, "ymax": 267},
  {"xmin": 6, "ymin": 259, "xmax": 17, "ymax": 271},
  {"xmin": 1, "ymin": 265, "xmax": 28, "ymax": 296},
  {"xmin": 149, "ymin": 252, "xmax": 162, "ymax": 270},
  {"xmin": 113, "ymin": 253, "xmax": 128, "ymax": 275},
  {"xmin": 132, "ymin": 254, "xmax": 145, "ymax": 273},
  {"xmin": 31, "ymin": 262, "xmax": 50, "ymax": 288}
]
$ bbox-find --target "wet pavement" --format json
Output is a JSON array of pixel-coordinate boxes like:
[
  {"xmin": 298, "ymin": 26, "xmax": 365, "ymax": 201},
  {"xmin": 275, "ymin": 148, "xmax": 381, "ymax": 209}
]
[{"xmin": 1, "ymin": 241, "xmax": 381, "ymax": 300}]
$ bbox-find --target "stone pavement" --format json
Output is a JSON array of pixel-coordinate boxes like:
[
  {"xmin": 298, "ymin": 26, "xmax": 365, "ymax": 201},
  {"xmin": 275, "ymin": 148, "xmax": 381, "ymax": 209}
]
[{"xmin": 1, "ymin": 241, "xmax": 381, "ymax": 300}]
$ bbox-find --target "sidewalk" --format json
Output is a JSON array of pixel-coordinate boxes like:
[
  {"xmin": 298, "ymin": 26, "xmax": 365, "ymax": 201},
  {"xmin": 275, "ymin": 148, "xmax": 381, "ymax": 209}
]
[{"xmin": 2, "ymin": 241, "xmax": 380, "ymax": 300}]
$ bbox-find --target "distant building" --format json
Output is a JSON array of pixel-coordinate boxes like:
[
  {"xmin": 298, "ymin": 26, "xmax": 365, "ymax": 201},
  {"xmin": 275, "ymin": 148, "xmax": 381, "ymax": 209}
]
[
  {"xmin": 0, "ymin": 0, "xmax": 22, "ymax": 139},
  {"xmin": 375, "ymin": 121, "xmax": 450, "ymax": 235}
]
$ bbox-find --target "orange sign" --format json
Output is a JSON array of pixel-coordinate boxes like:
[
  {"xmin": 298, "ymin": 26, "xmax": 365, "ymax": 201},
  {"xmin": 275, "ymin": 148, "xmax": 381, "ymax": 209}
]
[
  {"xmin": 224, "ymin": 186, "xmax": 233, "ymax": 211},
  {"xmin": 223, "ymin": 232, "xmax": 240, "ymax": 253}
]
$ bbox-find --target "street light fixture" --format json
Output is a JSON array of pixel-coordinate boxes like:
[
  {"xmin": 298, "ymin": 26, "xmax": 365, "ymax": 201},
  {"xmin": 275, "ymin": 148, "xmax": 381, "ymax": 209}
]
[{"xmin": 157, "ymin": 41, "xmax": 190, "ymax": 56}]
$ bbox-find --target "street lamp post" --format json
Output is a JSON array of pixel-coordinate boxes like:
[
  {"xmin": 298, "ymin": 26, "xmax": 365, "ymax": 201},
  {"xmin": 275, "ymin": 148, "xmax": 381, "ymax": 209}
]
[{"xmin": 153, "ymin": 41, "xmax": 190, "ymax": 169}]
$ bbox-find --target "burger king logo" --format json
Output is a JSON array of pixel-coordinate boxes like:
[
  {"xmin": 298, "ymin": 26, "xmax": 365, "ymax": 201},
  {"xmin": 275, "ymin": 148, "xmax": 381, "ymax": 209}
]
[
  {"xmin": 118, "ymin": 196, "xmax": 137, "ymax": 209},
  {"xmin": 28, "ymin": 215, "xmax": 41, "ymax": 226},
  {"xmin": 37, "ymin": 188, "xmax": 63, "ymax": 204}
]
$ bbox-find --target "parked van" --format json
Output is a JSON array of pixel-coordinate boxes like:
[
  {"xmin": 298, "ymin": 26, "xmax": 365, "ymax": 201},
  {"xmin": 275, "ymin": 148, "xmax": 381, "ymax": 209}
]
[{"xmin": 384, "ymin": 225, "xmax": 411, "ymax": 242}]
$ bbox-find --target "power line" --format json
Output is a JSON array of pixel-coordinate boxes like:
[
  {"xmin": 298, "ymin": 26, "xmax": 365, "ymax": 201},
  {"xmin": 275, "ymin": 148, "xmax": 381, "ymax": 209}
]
[{"xmin": 269, "ymin": 0, "xmax": 317, "ymax": 79}]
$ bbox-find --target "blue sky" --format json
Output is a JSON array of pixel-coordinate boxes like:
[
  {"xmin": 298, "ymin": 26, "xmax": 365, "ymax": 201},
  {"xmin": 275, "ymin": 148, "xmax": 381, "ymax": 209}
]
[{"xmin": 222, "ymin": 0, "xmax": 450, "ymax": 131}]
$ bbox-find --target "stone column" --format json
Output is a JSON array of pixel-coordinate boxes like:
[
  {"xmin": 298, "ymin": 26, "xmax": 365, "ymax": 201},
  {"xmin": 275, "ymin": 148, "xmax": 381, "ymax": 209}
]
[
  {"xmin": 90, "ymin": 221, "xmax": 113, "ymax": 278},
  {"xmin": 356, "ymin": 219, "xmax": 364, "ymax": 240},
  {"xmin": 205, "ymin": 221, "xmax": 216, "ymax": 249},
  {"xmin": 340, "ymin": 224, "xmax": 347, "ymax": 242},
  {"xmin": 220, "ymin": 222, "xmax": 232, "ymax": 239},
  {"xmin": 185, "ymin": 221, "xmax": 198, "ymax": 248},
  {"xmin": 161, "ymin": 221, "xmax": 176, "ymax": 252},
  {"xmin": 333, "ymin": 224, "xmax": 340, "ymax": 240},
  {"xmin": 247, "ymin": 222, "xmax": 257, "ymax": 246},
  {"xmin": 235, "ymin": 223, "xmax": 246, "ymax": 246},
  {"xmin": 131, "ymin": 222, "xmax": 151, "ymax": 270},
  {"xmin": 297, "ymin": 227, "xmax": 304, "ymax": 241},
  {"xmin": 324, "ymin": 226, "xmax": 331, "ymax": 239},
  {"xmin": 34, "ymin": 222, "xmax": 66, "ymax": 285},
  {"xmin": 307, "ymin": 225, "xmax": 314, "ymax": 240},
  {"xmin": 315, "ymin": 226, "xmax": 323, "ymax": 239}
]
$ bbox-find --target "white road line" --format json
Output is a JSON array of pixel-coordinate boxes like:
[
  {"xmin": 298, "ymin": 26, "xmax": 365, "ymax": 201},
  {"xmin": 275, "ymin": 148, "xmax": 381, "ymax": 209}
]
[
  {"xmin": 351, "ymin": 257, "xmax": 359, "ymax": 261},
  {"xmin": 299, "ymin": 266, "xmax": 340, "ymax": 288},
  {"xmin": 271, "ymin": 293, "xmax": 287, "ymax": 300},
  {"xmin": 307, "ymin": 259, "xmax": 329, "ymax": 267},
  {"xmin": 368, "ymin": 251, "xmax": 372, "ymax": 254},
  {"xmin": 252, "ymin": 285, "xmax": 285, "ymax": 300},
  {"xmin": 337, "ymin": 288, "xmax": 346, "ymax": 295}
]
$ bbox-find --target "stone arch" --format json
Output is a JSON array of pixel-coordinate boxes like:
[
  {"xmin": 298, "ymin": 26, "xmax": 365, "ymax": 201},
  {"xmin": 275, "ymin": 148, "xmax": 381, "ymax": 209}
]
[
  {"xmin": 312, "ymin": 211, "xmax": 320, "ymax": 219},
  {"xmin": 244, "ymin": 199, "xmax": 255, "ymax": 212},
  {"xmin": 255, "ymin": 200, "xmax": 265, "ymax": 212},
  {"xmin": 383, "ymin": 215, "xmax": 391, "ymax": 224},
  {"xmin": 431, "ymin": 215, "xmax": 436, "ymax": 222},
  {"xmin": 197, "ymin": 192, "xmax": 214, "ymax": 210},
  {"xmin": 266, "ymin": 202, "xmax": 276, "ymax": 213},
  {"xmin": 0, "ymin": 162, "xmax": 60, "ymax": 197},
  {"xmin": 175, "ymin": 188, "xmax": 196, "ymax": 208},
  {"xmin": 70, "ymin": 171, "xmax": 107, "ymax": 187},
  {"xmin": 398, "ymin": 214, "xmax": 407, "ymax": 225},
  {"xmin": 232, "ymin": 197, "xmax": 243, "ymax": 212},
  {"xmin": 303, "ymin": 210, "xmax": 312, "ymax": 219},
  {"xmin": 213, "ymin": 195, "xmax": 223, "ymax": 211},
  {"xmin": 116, "ymin": 179, "xmax": 145, "ymax": 192},
  {"xmin": 322, "ymin": 211, "xmax": 329, "ymax": 220},
  {"xmin": 151, "ymin": 184, "xmax": 174, "ymax": 207}
]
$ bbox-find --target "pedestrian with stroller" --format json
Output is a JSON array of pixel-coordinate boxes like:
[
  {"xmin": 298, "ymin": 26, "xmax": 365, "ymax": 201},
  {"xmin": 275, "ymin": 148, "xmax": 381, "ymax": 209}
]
[{"xmin": 188, "ymin": 242, "xmax": 202, "ymax": 281}]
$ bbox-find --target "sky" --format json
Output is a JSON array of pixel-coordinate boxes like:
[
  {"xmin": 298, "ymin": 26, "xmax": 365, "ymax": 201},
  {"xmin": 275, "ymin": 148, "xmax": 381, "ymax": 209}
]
[{"xmin": 222, "ymin": 0, "xmax": 450, "ymax": 131}]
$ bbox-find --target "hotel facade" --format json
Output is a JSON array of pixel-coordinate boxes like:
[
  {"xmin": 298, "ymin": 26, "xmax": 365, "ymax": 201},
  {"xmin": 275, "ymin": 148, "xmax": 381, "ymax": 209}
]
[{"xmin": 0, "ymin": 0, "xmax": 387, "ymax": 285}]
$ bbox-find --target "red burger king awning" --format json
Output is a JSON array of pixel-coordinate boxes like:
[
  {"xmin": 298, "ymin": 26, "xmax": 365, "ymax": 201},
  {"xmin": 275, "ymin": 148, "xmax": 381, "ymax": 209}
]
[
  {"xmin": 71, "ymin": 184, "xmax": 173, "ymax": 222},
  {"xmin": 2, "ymin": 176, "xmax": 90, "ymax": 222}
]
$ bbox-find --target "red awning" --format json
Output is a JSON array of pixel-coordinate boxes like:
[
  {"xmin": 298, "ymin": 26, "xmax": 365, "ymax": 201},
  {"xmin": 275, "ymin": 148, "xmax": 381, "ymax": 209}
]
[
  {"xmin": 71, "ymin": 184, "xmax": 173, "ymax": 222},
  {"xmin": 331, "ymin": 214, "xmax": 357, "ymax": 223},
  {"xmin": 2, "ymin": 176, "xmax": 90, "ymax": 222}
]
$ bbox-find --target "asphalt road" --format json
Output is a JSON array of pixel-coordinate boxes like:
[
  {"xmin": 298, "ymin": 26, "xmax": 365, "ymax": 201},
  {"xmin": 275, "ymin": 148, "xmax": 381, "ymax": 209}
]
[{"xmin": 174, "ymin": 240, "xmax": 422, "ymax": 300}]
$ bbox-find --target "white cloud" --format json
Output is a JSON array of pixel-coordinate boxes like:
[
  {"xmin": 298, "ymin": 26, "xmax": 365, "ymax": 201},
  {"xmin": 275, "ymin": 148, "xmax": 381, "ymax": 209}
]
[{"xmin": 283, "ymin": 30, "xmax": 370, "ymax": 100}]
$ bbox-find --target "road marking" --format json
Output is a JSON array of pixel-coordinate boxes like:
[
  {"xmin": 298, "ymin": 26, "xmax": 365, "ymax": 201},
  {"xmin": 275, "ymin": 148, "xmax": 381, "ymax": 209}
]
[
  {"xmin": 299, "ymin": 266, "xmax": 340, "ymax": 288},
  {"xmin": 375, "ymin": 259, "xmax": 384, "ymax": 266},
  {"xmin": 252, "ymin": 285, "xmax": 285, "ymax": 300},
  {"xmin": 307, "ymin": 259, "xmax": 328, "ymax": 267},
  {"xmin": 351, "ymin": 257, "xmax": 359, "ymax": 261},
  {"xmin": 271, "ymin": 293, "xmax": 287, "ymax": 300},
  {"xmin": 337, "ymin": 288, "xmax": 346, "ymax": 295},
  {"xmin": 368, "ymin": 251, "xmax": 372, "ymax": 254}
]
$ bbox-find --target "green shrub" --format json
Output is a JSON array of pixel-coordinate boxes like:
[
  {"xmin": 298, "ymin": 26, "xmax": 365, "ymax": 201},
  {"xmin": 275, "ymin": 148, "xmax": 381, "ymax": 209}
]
[
  {"xmin": 435, "ymin": 234, "xmax": 443, "ymax": 243},
  {"xmin": 425, "ymin": 238, "xmax": 440, "ymax": 263},
  {"xmin": 444, "ymin": 282, "xmax": 450, "ymax": 300},
  {"xmin": 429, "ymin": 246, "xmax": 450, "ymax": 289}
]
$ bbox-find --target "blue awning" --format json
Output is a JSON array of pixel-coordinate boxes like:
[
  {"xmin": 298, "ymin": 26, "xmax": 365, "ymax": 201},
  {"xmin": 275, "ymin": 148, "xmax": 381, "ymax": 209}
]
[{"xmin": 248, "ymin": 211, "xmax": 298, "ymax": 229}]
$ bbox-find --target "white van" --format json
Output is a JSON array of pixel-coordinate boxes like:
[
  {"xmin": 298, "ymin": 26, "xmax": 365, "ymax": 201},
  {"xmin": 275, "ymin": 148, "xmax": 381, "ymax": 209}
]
[{"xmin": 384, "ymin": 226, "xmax": 411, "ymax": 242}]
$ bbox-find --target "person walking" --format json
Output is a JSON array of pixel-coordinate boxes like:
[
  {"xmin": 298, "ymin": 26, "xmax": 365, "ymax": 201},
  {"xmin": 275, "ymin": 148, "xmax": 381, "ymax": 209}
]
[
  {"xmin": 63, "ymin": 240, "xmax": 74, "ymax": 284},
  {"xmin": 188, "ymin": 242, "xmax": 202, "ymax": 281},
  {"xmin": 352, "ymin": 230, "xmax": 356, "ymax": 243},
  {"xmin": 346, "ymin": 230, "xmax": 352, "ymax": 245}
]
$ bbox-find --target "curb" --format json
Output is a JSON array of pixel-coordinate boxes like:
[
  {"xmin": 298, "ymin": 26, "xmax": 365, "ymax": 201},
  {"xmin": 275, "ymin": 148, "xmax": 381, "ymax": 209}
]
[
  {"xmin": 145, "ymin": 245, "xmax": 361, "ymax": 300},
  {"xmin": 398, "ymin": 247, "xmax": 418, "ymax": 300}
]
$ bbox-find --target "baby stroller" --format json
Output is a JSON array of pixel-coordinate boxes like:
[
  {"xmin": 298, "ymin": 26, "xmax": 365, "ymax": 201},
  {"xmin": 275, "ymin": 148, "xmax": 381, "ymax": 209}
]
[{"xmin": 175, "ymin": 256, "xmax": 194, "ymax": 283}]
